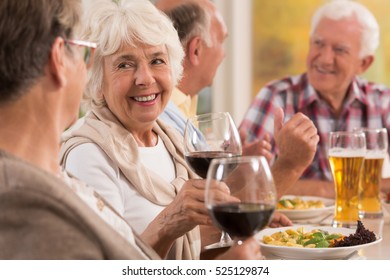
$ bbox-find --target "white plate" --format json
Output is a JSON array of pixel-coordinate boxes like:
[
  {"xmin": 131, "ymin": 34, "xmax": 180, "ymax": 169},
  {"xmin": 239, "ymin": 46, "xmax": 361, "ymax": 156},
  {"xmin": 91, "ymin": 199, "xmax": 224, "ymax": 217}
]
[
  {"xmin": 277, "ymin": 195, "xmax": 334, "ymax": 220},
  {"xmin": 257, "ymin": 226, "xmax": 382, "ymax": 260}
]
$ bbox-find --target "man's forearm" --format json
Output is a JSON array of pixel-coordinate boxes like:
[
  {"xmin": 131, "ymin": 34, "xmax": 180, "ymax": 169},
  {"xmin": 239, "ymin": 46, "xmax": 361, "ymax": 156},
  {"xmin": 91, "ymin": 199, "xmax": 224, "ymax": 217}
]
[{"xmin": 271, "ymin": 159, "xmax": 303, "ymax": 198}]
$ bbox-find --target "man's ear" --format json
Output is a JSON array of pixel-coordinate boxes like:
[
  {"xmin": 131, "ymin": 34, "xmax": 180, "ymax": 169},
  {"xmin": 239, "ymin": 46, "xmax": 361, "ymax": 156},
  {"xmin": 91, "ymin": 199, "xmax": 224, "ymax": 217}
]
[
  {"xmin": 186, "ymin": 36, "xmax": 203, "ymax": 66},
  {"xmin": 48, "ymin": 37, "xmax": 67, "ymax": 87},
  {"xmin": 358, "ymin": 55, "xmax": 374, "ymax": 74}
]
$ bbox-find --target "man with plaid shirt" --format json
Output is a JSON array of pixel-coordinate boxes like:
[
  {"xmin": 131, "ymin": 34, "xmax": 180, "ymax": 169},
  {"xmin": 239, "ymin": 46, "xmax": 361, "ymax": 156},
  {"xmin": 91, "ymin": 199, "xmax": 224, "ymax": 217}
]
[{"xmin": 240, "ymin": 0, "xmax": 390, "ymax": 198}]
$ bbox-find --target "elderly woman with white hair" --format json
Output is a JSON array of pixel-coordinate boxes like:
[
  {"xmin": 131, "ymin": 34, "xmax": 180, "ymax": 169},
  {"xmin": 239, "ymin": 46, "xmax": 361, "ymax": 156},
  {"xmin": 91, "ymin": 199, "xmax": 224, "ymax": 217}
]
[
  {"xmin": 60, "ymin": 0, "xmax": 290, "ymax": 260},
  {"xmin": 60, "ymin": 0, "xmax": 212, "ymax": 260}
]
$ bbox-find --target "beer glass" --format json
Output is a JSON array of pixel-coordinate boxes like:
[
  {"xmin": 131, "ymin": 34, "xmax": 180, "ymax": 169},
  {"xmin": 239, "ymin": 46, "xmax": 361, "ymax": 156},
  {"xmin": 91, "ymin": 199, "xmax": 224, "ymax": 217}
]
[
  {"xmin": 328, "ymin": 131, "xmax": 366, "ymax": 228},
  {"xmin": 354, "ymin": 128, "xmax": 388, "ymax": 218}
]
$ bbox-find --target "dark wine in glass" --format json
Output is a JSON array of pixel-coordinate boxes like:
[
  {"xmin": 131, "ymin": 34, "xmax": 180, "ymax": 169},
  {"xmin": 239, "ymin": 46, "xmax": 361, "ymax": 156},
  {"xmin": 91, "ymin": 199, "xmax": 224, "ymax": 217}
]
[
  {"xmin": 185, "ymin": 151, "xmax": 238, "ymax": 179},
  {"xmin": 206, "ymin": 156, "xmax": 276, "ymax": 242},
  {"xmin": 184, "ymin": 112, "xmax": 242, "ymax": 178},
  {"xmin": 210, "ymin": 202, "xmax": 275, "ymax": 238}
]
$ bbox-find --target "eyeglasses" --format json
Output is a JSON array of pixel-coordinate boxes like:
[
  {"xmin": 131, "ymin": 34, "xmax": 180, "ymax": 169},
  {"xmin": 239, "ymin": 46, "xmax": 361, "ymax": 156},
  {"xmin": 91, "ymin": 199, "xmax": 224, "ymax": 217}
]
[{"xmin": 65, "ymin": 39, "xmax": 97, "ymax": 68}]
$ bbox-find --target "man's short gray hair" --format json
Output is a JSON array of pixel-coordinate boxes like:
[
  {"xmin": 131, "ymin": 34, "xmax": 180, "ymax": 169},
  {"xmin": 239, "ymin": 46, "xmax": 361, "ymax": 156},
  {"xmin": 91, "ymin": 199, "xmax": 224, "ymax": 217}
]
[
  {"xmin": 310, "ymin": 0, "xmax": 379, "ymax": 58},
  {"xmin": 163, "ymin": 1, "xmax": 212, "ymax": 48}
]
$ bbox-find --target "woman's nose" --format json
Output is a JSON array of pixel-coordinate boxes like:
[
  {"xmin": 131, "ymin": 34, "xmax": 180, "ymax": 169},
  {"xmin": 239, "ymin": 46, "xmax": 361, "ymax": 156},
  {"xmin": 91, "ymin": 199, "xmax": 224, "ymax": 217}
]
[{"xmin": 134, "ymin": 64, "xmax": 155, "ymax": 86}]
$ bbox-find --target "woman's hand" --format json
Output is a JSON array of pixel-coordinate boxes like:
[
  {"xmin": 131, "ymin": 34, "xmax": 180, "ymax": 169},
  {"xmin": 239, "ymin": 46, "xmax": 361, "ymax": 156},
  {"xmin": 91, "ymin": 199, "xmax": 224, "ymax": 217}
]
[
  {"xmin": 216, "ymin": 236, "xmax": 263, "ymax": 260},
  {"xmin": 161, "ymin": 179, "xmax": 238, "ymax": 235},
  {"xmin": 157, "ymin": 179, "xmax": 213, "ymax": 235},
  {"xmin": 141, "ymin": 179, "xmax": 238, "ymax": 258}
]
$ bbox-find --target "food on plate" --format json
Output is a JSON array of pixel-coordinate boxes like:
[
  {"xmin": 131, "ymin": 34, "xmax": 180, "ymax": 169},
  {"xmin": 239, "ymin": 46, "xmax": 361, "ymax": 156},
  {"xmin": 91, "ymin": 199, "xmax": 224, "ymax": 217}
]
[
  {"xmin": 262, "ymin": 227, "xmax": 343, "ymax": 248},
  {"xmin": 262, "ymin": 221, "xmax": 376, "ymax": 248},
  {"xmin": 332, "ymin": 221, "xmax": 376, "ymax": 247},
  {"xmin": 277, "ymin": 197, "xmax": 325, "ymax": 210}
]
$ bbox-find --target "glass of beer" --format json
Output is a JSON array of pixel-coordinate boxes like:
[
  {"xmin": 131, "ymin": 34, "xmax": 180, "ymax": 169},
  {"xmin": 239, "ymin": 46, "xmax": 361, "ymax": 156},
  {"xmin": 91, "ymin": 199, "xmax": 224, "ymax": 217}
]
[
  {"xmin": 328, "ymin": 131, "xmax": 366, "ymax": 228},
  {"xmin": 354, "ymin": 128, "xmax": 388, "ymax": 219}
]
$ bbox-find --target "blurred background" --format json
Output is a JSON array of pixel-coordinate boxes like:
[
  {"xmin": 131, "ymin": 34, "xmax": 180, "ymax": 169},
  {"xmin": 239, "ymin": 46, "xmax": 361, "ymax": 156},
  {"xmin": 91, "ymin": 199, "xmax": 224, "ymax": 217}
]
[{"xmin": 152, "ymin": 0, "xmax": 390, "ymax": 124}]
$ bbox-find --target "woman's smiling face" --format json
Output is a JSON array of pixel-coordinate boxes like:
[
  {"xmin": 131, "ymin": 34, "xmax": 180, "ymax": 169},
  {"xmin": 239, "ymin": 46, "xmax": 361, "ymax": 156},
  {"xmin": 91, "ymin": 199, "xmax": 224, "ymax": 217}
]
[{"xmin": 101, "ymin": 43, "xmax": 173, "ymax": 132}]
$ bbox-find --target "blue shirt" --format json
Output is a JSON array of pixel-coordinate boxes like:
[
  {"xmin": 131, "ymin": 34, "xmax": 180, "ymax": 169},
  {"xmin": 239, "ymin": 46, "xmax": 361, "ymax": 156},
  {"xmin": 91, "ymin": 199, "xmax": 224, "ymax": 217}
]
[{"xmin": 159, "ymin": 101, "xmax": 187, "ymax": 136}]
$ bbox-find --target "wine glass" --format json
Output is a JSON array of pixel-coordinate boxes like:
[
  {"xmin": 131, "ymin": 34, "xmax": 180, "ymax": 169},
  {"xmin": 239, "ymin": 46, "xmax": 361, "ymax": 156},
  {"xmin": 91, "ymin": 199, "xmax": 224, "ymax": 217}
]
[
  {"xmin": 184, "ymin": 112, "xmax": 242, "ymax": 178},
  {"xmin": 184, "ymin": 112, "xmax": 242, "ymax": 248},
  {"xmin": 205, "ymin": 156, "xmax": 276, "ymax": 246}
]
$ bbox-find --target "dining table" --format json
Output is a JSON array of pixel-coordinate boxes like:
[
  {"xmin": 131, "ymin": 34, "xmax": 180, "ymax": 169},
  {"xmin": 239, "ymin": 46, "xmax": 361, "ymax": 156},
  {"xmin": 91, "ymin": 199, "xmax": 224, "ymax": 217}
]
[{"xmin": 359, "ymin": 209, "xmax": 390, "ymax": 259}]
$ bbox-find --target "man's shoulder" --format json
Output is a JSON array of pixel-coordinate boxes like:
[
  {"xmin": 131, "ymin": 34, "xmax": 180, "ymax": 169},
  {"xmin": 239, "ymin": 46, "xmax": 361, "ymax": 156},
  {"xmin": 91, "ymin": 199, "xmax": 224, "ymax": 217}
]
[
  {"xmin": 0, "ymin": 151, "xmax": 153, "ymax": 260},
  {"xmin": 0, "ymin": 151, "xmax": 64, "ymax": 195},
  {"xmin": 355, "ymin": 76, "xmax": 390, "ymax": 94},
  {"xmin": 0, "ymin": 150, "xmax": 94, "ymax": 215},
  {"xmin": 159, "ymin": 101, "xmax": 186, "ymax": 136}
]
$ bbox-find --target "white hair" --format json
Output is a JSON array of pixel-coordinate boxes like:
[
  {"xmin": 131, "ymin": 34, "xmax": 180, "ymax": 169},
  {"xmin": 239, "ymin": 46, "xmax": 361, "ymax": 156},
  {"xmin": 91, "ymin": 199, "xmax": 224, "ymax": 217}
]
[
  {"xmin": 81, "ymin": 0, "xmax": 184, "ymax": 109},
  {"xmin": 310, "ymin": 0, "xmax": 379, "ymax": 58}
]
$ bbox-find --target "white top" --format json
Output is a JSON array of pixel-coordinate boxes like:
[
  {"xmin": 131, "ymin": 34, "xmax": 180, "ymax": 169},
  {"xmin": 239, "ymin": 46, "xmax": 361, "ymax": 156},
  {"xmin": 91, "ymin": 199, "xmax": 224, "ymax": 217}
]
[
  {"xmin": 61, "ymin": 171, "xmax": 148, "ymax": 259},
  {"xmin": 64, "ymin": 136, "xmax": 176, "ymax": 234}
]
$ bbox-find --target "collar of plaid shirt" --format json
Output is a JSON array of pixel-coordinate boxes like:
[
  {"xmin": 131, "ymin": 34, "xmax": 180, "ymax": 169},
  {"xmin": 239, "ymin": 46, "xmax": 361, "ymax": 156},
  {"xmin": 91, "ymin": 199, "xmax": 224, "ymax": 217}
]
[{"xmin": 296, "ymin": 74, "xmax": 369, "ymax": 112}]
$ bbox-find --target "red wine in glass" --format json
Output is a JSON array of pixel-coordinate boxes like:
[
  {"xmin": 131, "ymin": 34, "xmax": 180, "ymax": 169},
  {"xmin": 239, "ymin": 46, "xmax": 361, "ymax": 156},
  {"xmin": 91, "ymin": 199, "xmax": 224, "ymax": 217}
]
[
  {"xmin": 205, "ymin": 156, "xmax": 276, "ymax": 245},
  {"xmin": 209, "ymin": 202, "xmax": 275, "ymax": 238},
  {"xmin": 185, "ymin": 151, "xmax": 239, "ymax": 179}
]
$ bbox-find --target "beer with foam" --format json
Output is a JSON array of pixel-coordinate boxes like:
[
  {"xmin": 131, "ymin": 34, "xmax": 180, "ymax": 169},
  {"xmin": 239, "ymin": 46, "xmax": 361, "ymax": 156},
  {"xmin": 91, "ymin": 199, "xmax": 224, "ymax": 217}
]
[
  {"xmin": 328, "ymin": 131, "xmax": 366, "ymax": 228},
  {"xmin": 355, "ymin": 128, "xmax": 388, "ymax": 218}
]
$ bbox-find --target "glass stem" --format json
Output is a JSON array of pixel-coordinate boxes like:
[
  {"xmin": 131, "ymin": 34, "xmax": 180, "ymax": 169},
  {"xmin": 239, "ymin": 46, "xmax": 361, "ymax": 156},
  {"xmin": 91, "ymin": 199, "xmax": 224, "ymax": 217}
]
[{"xmin": 220, "ymin": 231, "xmax": 232, "ymax": 246}]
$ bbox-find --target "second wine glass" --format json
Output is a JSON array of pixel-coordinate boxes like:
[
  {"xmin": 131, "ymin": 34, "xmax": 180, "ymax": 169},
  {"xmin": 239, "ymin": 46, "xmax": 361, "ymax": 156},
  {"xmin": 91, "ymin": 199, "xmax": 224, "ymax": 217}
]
[{"xmin": 205, "ymin": 156, "xmax": 276, "ymax": 243}]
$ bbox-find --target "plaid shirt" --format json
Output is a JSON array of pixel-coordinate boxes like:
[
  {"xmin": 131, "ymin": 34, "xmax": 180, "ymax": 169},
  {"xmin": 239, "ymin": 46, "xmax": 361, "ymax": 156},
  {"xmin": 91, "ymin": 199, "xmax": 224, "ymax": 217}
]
[{"xmin": 240, "ymin": 73, "xmax": 390, "ymax": 181}]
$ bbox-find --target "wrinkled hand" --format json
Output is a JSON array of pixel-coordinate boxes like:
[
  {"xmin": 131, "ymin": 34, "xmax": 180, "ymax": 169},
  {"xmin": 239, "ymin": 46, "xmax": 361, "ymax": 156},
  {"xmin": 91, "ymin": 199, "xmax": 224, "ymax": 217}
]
[
  {"xmin": 216, "ymin": 236, "xmax": 263, "ymax": 260},
  {"xmin": 158, "ymin": 179, "xmax": 238, "ymax": 240},
  {"xmin": 274, "ymin": 107, "xmax": 319, "ymax": 172},
  {"xmin": 240, "ymin": 129, "xmax": 273, "ymax": 164},
  {"xmin": 268, "ymin": 211, "xmax": 293, "ymax": 228}
]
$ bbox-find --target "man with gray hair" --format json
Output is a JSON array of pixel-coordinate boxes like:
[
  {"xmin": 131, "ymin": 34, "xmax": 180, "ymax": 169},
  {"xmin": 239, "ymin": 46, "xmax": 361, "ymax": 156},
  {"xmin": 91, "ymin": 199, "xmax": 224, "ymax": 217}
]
[
  {"xmin": 157, "ymin": 0, "xmax": 227, "ymax": 134},
  {"xmin": 240, "ymin": 0, "xmax": 390, "ymax": 198}
]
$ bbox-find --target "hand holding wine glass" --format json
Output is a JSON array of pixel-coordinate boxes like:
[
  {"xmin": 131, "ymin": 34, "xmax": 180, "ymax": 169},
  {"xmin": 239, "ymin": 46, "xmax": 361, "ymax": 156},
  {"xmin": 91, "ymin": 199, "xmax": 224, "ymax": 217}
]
[{"xmin": 205, "ymin": 156, "xmax": 276, "ymax": 243}]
